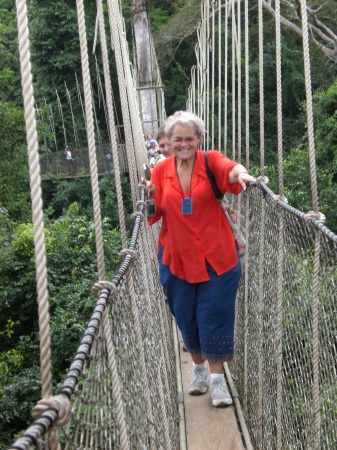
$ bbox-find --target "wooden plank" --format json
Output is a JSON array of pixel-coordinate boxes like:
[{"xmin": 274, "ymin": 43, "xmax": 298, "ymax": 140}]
[{"xmin": 179, "ymin": 337, "xmax": 244, "ymax": 450}]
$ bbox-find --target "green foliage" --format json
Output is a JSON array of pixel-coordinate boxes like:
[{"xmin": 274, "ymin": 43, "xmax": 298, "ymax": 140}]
[
  {"xmin": 43, "ymin": 177, "xmax": 94, "ymax": 218},
  {"xmin": 0, "ymin": 334, "xmax": 40, "ymax": 449},
  {"xmin": 265, "ymin": 145, "xmax": 337, "ymax": 231},
  {"xmin": 163, "ymin": 52, "xmax": 194, "ymax": 114},
  {"xmin": 0, "ymin": 202, "xmax": 123, "ymax": 445},
  {"xmin": 0, "ymin": 362, "xmax": 41, "ymax": 447},
  {"xmin": 0, "ymin": 223, "xmax": 39, "ymax": 353},
  {"xmin": 314, "ymin": 77, "xmax": 337, "ymax": 176},
  {"xmin": 0, "ymin": 101, "xmax": 31, "ymax": 222},
  {"xmin": 0, "ymin": 3, "xmax": 21, "ymax": 103},
  {"xmin": 42, "ymin": 174, "xmax": 133, "ymax": 230},
  {"xmin": 148, "ymin": 0, "xmax": 191, "ymax": 30},
  {"xmin": 28, "ymin": 1, "xmax": 82, "ymax": 102}
]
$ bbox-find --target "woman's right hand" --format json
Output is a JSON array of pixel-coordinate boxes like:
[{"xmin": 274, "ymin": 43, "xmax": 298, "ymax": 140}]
[{"xmin": 140, "ymin": 177, "xmax": 156, "ymax": 198}]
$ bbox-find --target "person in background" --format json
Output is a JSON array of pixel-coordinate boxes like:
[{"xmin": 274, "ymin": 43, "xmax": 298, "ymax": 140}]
[
  {"xmin": 148, "ymin": 139, "xmax": 158, "ymax": 165},
  {"xmin": 64, "ymin": 145, "xmax": 74, "ymax": 175},
  {"xmin": 105, "ymin": 150, "xmax": 113, "ymax": 174},
  {"xmin": 141, "ymin": 111, "xmax": 255, "ymax": 407},
  {"xmin": 154, "ymin": 149, "xmax": 166, "ymax": 164},
  {"xmin": 156, "ymin": 126, "xmax": 174, "ymax": 158},
  {"xmin": 145, "ymin": 132, "xmax": 154, "ymax": 151}
]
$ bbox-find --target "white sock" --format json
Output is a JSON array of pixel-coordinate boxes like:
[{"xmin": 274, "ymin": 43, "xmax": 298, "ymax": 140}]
[
  {"xmin": 210, "ymin": 373, "xmax": 225, "ymax": 383},
  {"xmin": 193, "ymin": 361, "xmax": 207, "ymax": 370}
]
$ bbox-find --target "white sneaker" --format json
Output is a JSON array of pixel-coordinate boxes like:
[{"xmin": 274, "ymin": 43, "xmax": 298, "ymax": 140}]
[
  {"xmin": 210, "ymin": 378, "xmax": 233, "ymax": 407},
  {"xmin": 188, "ymin": 365, "xmax": 208, "ymax": 395}
]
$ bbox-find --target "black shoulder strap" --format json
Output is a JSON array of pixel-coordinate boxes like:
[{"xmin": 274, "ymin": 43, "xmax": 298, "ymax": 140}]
[{"xmin": 204, "ymin": 152, "xmax": 223, "ymax": 199}]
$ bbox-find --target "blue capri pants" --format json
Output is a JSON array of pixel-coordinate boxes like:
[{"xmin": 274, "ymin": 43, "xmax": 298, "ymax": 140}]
[{"xmin": 158, "ymin": 247, "xmax": 242, "ymax": 362}]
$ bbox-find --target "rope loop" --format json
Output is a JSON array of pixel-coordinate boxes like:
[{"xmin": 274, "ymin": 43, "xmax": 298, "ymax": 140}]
[
  {"xmin": 256, "ymin": 175, "xmax": 269, "ymax": 184},
  {"xmin": 92, "ymin": 280, "xmax": 117, "ymax": 301},
  {"xmin": 274, "ymin": 194, "xmax": 288, "ymax": 206},
  {"xmin": 118, "ymin": 248, "xmax": 137, "ymax": 262},
  {"xmin": 305, "ymin": 211, "xmax": 326, "ymax": 225},
  {"xmin": 133, "ymin": 208, "xmax": 145, "ymax": 220},
  {"xmin": 32, "ymin": 395, "xmax": 72, "ymax": 429}
]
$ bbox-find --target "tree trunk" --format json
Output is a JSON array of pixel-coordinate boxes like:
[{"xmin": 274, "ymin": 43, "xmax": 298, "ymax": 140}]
[{"xmin": 131, "ymin": 0, "xmax": 159, "ymax": 136}]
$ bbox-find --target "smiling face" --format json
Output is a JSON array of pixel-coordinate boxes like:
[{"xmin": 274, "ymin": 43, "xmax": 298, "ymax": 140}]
[{"xmin": 171, "ymin": 124, "xmax": 200, "ymax": 161}]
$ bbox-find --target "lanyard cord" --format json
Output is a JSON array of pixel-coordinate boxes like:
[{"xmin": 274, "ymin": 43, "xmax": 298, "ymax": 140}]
[{"xmin": 175, "ymin": 155, "xmax": 196, "ymax": 198}]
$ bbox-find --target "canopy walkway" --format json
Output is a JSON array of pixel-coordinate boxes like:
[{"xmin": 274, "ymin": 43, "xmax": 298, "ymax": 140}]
[
  {"xmin": 8, "ymin": 1, "xmax": 337, "ymax": 449},
  {"xmin": 40, "ymin": 144, "xmax": 129, "ymax": 178}
]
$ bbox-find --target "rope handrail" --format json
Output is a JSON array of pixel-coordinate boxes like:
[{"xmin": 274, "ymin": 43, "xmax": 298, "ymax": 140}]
[{"xmin": 257, "ymin": 181, "xmax": 337, "ymax": 242}]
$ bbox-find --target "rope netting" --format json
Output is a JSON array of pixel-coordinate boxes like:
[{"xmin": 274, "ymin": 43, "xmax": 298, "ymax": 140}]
[
  {"xmin": 230, "ymin": 184, "xmax": 337, "ymax": 449},
  {"xmin": 10, "ymin": 0, "xmax": 337, "ymax": 449}
]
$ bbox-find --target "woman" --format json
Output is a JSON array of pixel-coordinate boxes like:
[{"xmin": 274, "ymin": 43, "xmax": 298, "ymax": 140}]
[
  {"xmin": 156, "ymin": 125, "xmax": 174, "ymax": 158},
  {"xmin": 141, "ymin": 111, "xmax": 255, "ymax": 407}
]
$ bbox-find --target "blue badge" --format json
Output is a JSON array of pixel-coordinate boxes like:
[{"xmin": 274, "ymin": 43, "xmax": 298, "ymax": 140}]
[{"xmin": 182, "ymin": 197, "xmax": 192, "ymax": 215}]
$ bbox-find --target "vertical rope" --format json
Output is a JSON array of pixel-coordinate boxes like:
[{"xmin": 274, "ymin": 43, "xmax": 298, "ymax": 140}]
[
  {"xmin": 56, "ymin": 91, "xmax": 67, "ymax": 147},
  {"xmin": 218, "ymin": 0, "xmax": 222, "ymax": 150},
  {"xmin": 75, "ymin": 0, "xmax": 105, "ymax": 280},
  {"xmin": 96, "ymin": 0, "xmax": 127, "ymax": 246},
  {"xmin": 224, "ymin": 0, "xmax": 228, "ymax": 154},
  {"xmin": 258, "ymin": 0, "xmax": 265, "ymax": 174},
  {"xmin": 211, "ymin": 0, "xmax": 215, "ymax": 149},
  {"xmin": 75, "ymin": 72, "xmax": 86, "ymax": 138},
  {"xmin": 105, "ymin": 2, "xmax": 157, "ymax": 446},
  {"xmin": 206, "ymin": 0, "xmax": 210, "ymax": 148},
  {"xmin": 299, "ymin": 1, "xmax": 321, "ymax": 447},
  {"xmin": 274, "ymin": 1, "xmax": 285, "ymax": 448},
  {"xmin": 243, "ymin": 0, "xmax": 250, "ymax": 413},
  {"xmin": 257, "ymin": 0, "xmax": 266, "ymax": 444},
  {"xmin": 236, "ymin": 0, "xmax": 242, "ymax": 222},
  {"xmin": 231, "ymin": 0, "xmax": 236, "ymax": 160},
  {"xmin": 15, "ymin": 1, "xmax": 58, "ymax": 448},
  {"xmin": 95, "ymin": 2, "xmax": 130, "ymax": 448},
  {"xmin": 64, "ymin": 82, "xmax": 80, "ymax": 149},
  {"xmin": 237, "ymin": 0, "xmax": 241, "ymax": 164},
  {"xmin": 45, "ymin": 100, "xmax": 57, "ymax": 151},
  {"xmin": 106, "ymin": 0, "xmax": 144, "ymax": 205}
]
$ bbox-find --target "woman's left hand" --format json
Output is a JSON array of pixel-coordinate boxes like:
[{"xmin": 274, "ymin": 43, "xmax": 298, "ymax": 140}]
[
  {"xmin": 237, "ymin": 172, "xmax": 256, "ymax": 191},
  {"xmin": 140, "ymin": 177, "xmax": 156, "ymax": 198}
]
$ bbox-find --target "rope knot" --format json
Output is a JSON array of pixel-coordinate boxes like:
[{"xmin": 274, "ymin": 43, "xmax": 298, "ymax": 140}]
[
  {"xmin": 92, "ymin": 280, "xmax": 117, "ymax": 301},
  {"xmin": 132, "ymin": 210, "xmax": 144, "ymax": 221},
  {"xmin": 118, "ymin": 248, "xmax": 137, "ymax": 262},
  {"xmin": 274, "ymin": 194, "xmax": 288, "ymax": 206},
  {"xmin": 32, "ymin": 395, "xmax": 72, "ymax": 429},
  {"xmin": 305, "ymin": 211, "xmax": 326, "ymax": 225},
  {"xmin": 256, "ymin": 175, "xmax": 269, "ymax": 184}
]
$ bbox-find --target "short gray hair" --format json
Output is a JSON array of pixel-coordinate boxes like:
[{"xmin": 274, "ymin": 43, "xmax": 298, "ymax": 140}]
[{"xmin": 164, "ymin": 111, "xmax": 205, "ymax": 140}]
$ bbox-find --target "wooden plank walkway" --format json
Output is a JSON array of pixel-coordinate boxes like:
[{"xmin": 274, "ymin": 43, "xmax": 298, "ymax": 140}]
[{"xmin": 178, "ymin": 334, "xmax": 245, "ymax": 450}]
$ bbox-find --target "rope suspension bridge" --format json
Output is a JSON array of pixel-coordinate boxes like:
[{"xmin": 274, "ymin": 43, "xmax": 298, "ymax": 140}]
[{"xmin": 9, "ymin": 0, "xmax": 337, "ymax": 449}]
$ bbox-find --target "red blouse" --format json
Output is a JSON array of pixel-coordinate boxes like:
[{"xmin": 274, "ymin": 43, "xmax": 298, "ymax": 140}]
[{"xmin": 148, "ymin": 150, "xmax": 242, "ymax": 283}]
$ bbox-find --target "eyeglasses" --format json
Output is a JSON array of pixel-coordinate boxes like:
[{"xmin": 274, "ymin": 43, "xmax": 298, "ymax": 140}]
[{"xmin": 172, "ymin": 137, "xmax": 196, "ymax": 144}]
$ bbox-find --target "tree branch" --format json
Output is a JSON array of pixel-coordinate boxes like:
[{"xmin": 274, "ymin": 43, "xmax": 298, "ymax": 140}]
[{"xmin": 262, "ymin": 0, "xmax": 337, "ymax": 64}]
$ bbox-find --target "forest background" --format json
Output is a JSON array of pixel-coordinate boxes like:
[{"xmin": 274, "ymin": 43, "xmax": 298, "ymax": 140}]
[{"xmin": 0, "ymin": 0, "xmax": 337, "ymax": 446}]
